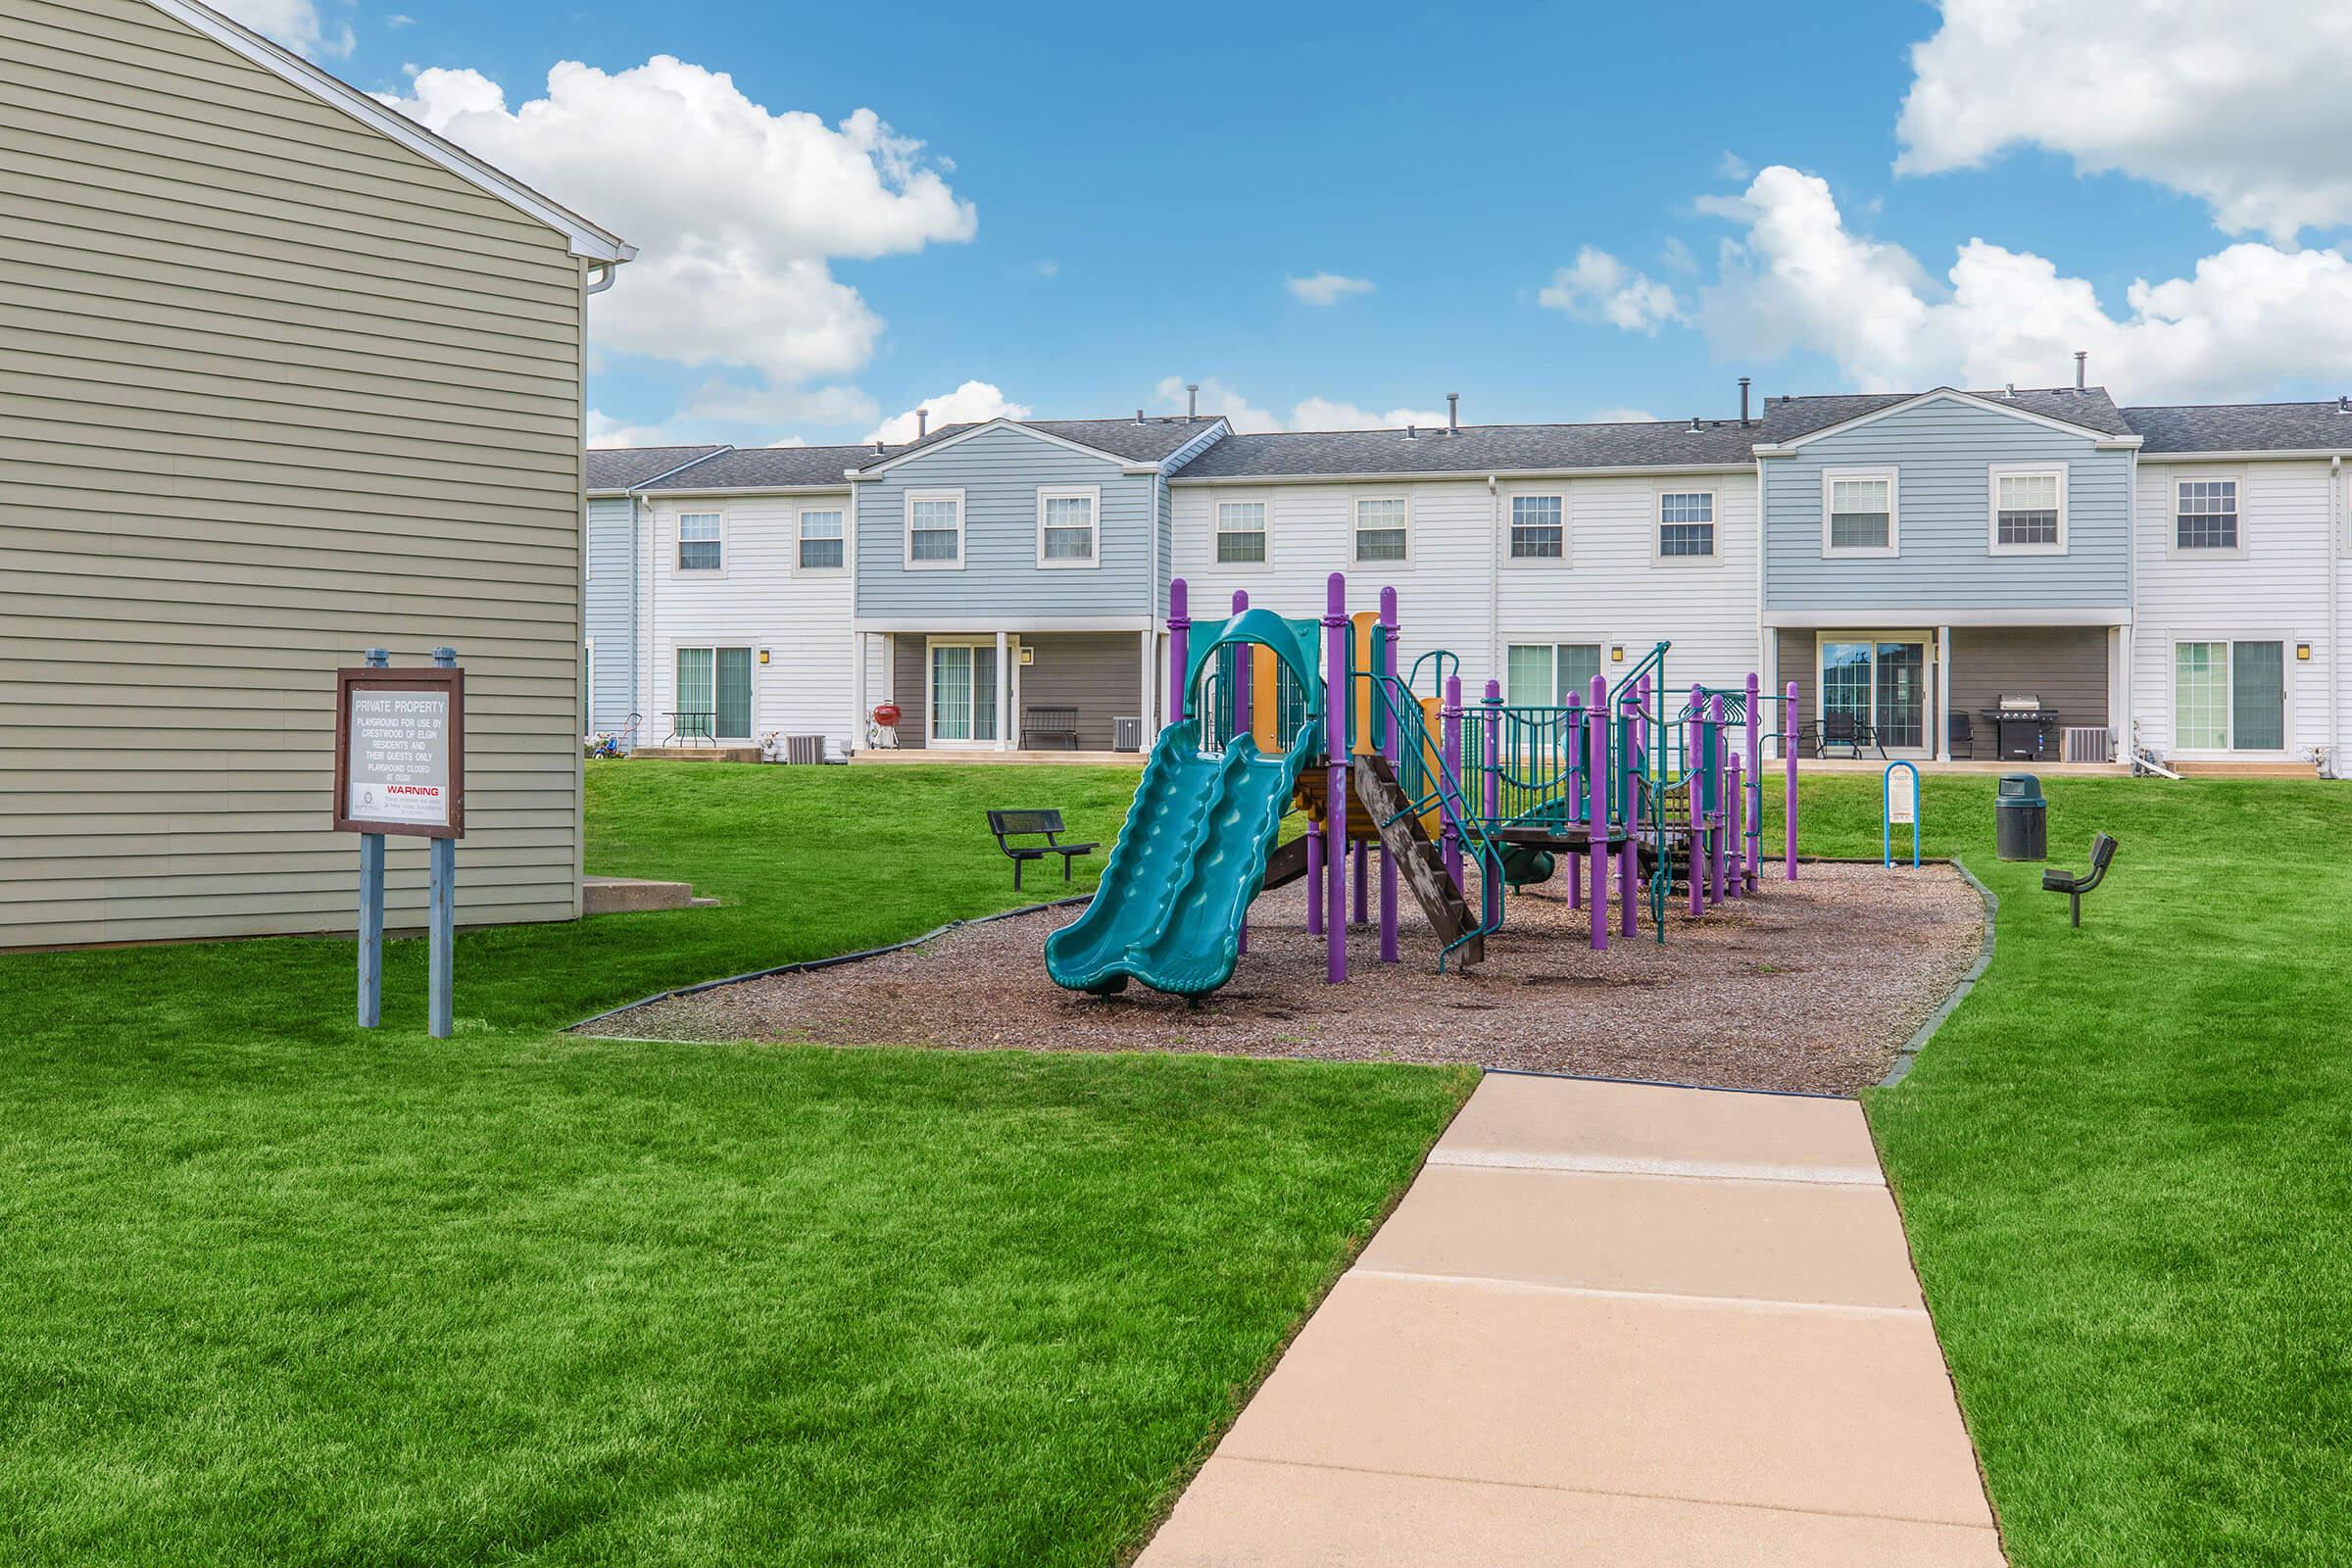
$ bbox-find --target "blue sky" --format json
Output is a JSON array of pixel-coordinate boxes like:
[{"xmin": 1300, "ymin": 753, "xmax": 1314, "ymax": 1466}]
[{"xmin": 280, "ymin": 0, "xmax": 2352, "ymax": 443}]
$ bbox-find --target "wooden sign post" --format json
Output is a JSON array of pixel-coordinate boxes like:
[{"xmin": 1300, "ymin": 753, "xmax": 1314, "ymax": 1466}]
[{"xmin": 335, "ymin": 647, "xmax": 465, "ymax": 1036}]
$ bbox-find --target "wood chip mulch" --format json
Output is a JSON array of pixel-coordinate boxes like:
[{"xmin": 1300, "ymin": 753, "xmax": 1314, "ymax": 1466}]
[{"xmin": 583, "ymin": 860, "xmax": 1986, "ymax": 1098}]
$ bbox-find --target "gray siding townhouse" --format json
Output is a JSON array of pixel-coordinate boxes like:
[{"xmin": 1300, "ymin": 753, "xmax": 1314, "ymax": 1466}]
[
  {"xmin": 589, "ymin": 384, "xmax": 2352, "ymax": 775},
  {"xmin": 2, "ymin": 0, "xmax": 628, "ymax": 949}
]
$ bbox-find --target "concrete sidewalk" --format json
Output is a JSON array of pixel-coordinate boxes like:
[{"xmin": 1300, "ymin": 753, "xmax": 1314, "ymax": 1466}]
[{"xmin": 1138, "ymin": 1073, "xmax": 2003, "ymax": 1566}]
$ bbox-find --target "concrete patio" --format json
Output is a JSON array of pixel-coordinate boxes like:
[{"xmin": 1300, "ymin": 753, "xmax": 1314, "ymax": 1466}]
[{"xmin": 1137, "ymin": 1072, "xmax": 2004, "ymax": 1566}]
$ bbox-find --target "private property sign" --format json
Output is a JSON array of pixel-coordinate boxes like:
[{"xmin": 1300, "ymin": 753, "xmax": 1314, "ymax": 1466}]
[{"xmin": 335, "ymin": 666, "xmax": 465, "ymax": 838}]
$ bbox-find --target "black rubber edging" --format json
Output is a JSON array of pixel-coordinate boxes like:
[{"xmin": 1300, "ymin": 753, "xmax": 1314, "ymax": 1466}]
[
  {"xmin": 1878, "ymin": 858, "xmax": 1997, "ymax": 1090},
  {"xmin": 565, "ymin": 893, "xmax": 1094, "ymax": 1035}
]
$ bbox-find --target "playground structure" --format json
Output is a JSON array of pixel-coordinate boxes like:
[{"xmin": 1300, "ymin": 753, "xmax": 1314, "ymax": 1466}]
[{"xmin": 1044, "ymin": 573, "xmax": 1800, "ymax": 999}]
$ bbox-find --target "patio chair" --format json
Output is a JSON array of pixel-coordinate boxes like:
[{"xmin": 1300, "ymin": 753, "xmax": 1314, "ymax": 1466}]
[
  {"xmin": 1948, "ymin": 711, "xmax": 1977, "ymax": 760},
  {"xmin": 2041, "ymin": 833, "xmax": 2119, "ymax": 928},
  {"xmin": 1813, "ymin": 710, "xmax": 1880, "ymax": 759}
]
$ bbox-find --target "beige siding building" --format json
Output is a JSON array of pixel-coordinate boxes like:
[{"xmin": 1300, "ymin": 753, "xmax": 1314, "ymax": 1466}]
[{"xmin": 1, "ymin": 0, "xmax": 629, "ymax": 948}]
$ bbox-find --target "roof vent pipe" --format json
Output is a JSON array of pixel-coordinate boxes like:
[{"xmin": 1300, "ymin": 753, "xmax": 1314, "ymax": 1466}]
[
  {"xmin": 2339, "ymin": 395, "xmax": 2349, "ymax": 413},
  {"xmin": 1689, "ymin": 414, "xmax": 1701, "ymax": 431},
  {"xmin": 2075, "ymin": 350, "xmax": 2087, "ymax": 390},
  {"xmin": 872, "ymin": 439, "xmax": 884, "ymax": 456},
  {"xmin": 915, "ymin": 409, "xmax": 928, "ymax": 439},
  {"xmin": 1404, "ymin": 422, "xmax": 1418, "ymax": 440},
  {"xmin": 1136, "ymin": 409, "xmax": 1145, "ymax": 423},
  {"xmin": 1447, "ymin": 392, "xmax": 1460, "ymax": 435},
  {"xmin": 1739, "ymin": 376, "xmax": 1751, "ymax": 426},
  {"xmin": 1186, "ymin": 382, "xmax": 1200, "ymax": 420},
  {"xmin": 2004, "ymin": 383, "xmax": 2016, "ymax": 399}
]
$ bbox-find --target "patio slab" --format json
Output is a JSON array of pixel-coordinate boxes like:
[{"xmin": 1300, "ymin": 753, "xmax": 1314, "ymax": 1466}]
[{"xmin": 1429, "ymin": 1072, "xmax": 1885, "ymax": 1184}]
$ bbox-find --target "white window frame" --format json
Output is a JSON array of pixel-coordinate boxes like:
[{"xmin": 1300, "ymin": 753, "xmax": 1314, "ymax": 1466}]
[
  {"xmin": 1503, "ymin": 641, "xmax": 1605, "ymax": 708},
  {"xmin": 1820, "ymin": 466, "xmax": 1900, "ymax": 559},
  {"xmin": 793, "ymin": 505, "xmax": 848, "ymax": 575},
  {"xmin": 1986, "ymin": 465, "xmax": 2069, "ymax": 556},
  {"xmin": 1352, "ymin": 493, "xmax": 1411, "ymax": 564},
  {"xmin": 1505, "ymin": 491, "xmax": 1568, "ymax": 564},
  {"xmin": 1034, "ymin": 485, "xmax": 1101, "ymax": 569},
  {"xmin": 924, "ymin": 634, "xmax": 1003, "ymax": 749},
  {"xmin": 2168, "ymin": 471, "xmax": 2247, "ymax": 559},
  {"xmin": 1652, "ymin": 487, "xmax": 1719, "ymax": 565},
  {"xmin": 1213, "ymin": 496, "xmax": 1272, "ymax": 567},
  {"xmin": 1814, "ymin": 629, "xmax": 1936, "ymax": 759},
  {"xmin": 674, "ymin": 508, "xmax": 727, "ymax": 575},
  {"xmin": 2166, "ymin": 634, "xmax": 2293, "ymax": 758},
  {"xmin": 904, "ymin": 487, "xmax": 966, "ymax": 570}
]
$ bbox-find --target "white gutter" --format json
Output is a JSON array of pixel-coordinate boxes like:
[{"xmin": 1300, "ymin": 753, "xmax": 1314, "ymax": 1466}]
[{"xmin": 1173, "ymin": 462, "xmax": 1752, "ymax": 488}]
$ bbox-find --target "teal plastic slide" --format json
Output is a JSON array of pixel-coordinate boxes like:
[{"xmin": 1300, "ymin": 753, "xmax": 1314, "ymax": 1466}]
[{"xmin": 1046, "ymin": 611, "xmax": 1323, "ymax": 999}]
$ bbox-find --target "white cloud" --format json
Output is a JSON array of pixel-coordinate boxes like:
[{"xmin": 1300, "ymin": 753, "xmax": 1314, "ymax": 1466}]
[
  {"xmin": 1287, "ymin": 272, "xmax": 1376, "ymax": 307},
  {"xmin": 1688, "ymin": 165, "xmax": 2352, "ymax": 403},
  {"xmin": 387, "ymin": 12, "xmax": 415, "ymax": 25},
  {"xmin": 1658, "ymin": 236, "xmax": 1698, "ymax": 275},
  {"xmin": 1896, "ymin": 0, "xmax": 2352, "ymax": 242},
  {"xmin": 1290, "ymin": 397, "xmax": 1451, "ymax": 432},
  {"xmin": 682, "ymin": 380, "xmax": 876, "ymax": 431},
  {"xmin": 585, "ymin": 410, "xmax": 684, "ymax": 449},
  {"xmin": 1154, "ymin": 376, "xmax": 1281, "ymax": 434},
  {"xmin": 1715, "ymin": 150, "xmax": 1751, "ymax": 181},
  {"xmin": 1028, "ymin": 260, "xmax": 1059, "ymax": 279},
  {"xmin": 1538, "ymin": 247, "xmax": 1684, "ymax": 334},
  {"xmin": 380, "ymin": 57, "xmax": 975, "ymax": 400},
  {"xmin": 1583, "ymin": 408, "xmax": 1660, "ymax": 424},
  {"xmin": 215, "ymin": 0, "xmax": 351, "ymax": 57},
  {"xmin": 864, "ymin": 381, "xmax": 1031, "ymax": 444}
]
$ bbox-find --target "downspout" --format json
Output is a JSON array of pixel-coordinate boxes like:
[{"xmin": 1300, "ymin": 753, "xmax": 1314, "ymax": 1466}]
[
  {"xmin": 1487, "ymin": 474, "xmax": 1500, "ymax": 686},
  {"xmin": 2123, "ymin": 443, "xmax": 2138, "ymax": 765},
  {"xmin": 2331, "ymin": 454, "xmax": 2342, "ymax": 775},
  {"xmin": 585, "ymin": 261, "xmax": 617, "ymax": 295}
]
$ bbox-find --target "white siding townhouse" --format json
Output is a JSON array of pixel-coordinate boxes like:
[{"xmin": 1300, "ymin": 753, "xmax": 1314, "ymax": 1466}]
[{"xmin": 587, "ymin": 382, "xmax": 2352, "ymax": 775}]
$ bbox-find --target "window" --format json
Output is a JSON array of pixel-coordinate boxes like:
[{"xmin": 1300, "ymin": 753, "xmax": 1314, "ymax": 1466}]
[
  {"xmin": 1504, "ymin": 643, "xmax": 1602, "ymax": 707},
  {"xmin": 929, "ymin": 641, "xmax": 999, "ymax": 744},
  {"xmin": 798, "ymin": 509, "xmax": 845, "ymax": 570},
  {"xmin": 675, "ymin": 646, "xmax": 753, "ymax": 739},
  {"xmin": 906, "ymin": 489, "xmax": 963, "ymax": 567},
  {"xmin": 1657, "ymin": 491, "xmax": 1716, "ymax": 559},
  {"xmin": 677, "ymin": 512, "xmax": 722, "ymax": 570},
  {"xmin": 2175, "ymin": 640, "xmax": 2285, "ymax": 752},
  {"xmin": 1216, "ymin": 500, "xmax": 1268, "ymax": 564},
  {"xmin": 1509, "ymin": 495, "xmax": 1564, "ymax": 560},
  {"xmin": 2176, "ymin": 479, "xmax": 2239, "ymax": 550},
  {"xmin": 1354, "ymin": 497, "xmax": 1407, "ymax": 563},
  {"xmin": 1036, "ymin": 487, "xmax": 1098, "ymax": 566},
  {"xmin": 1990, "ymin": 467, "xmax": 2066, "ymax": 553},
  {"xmin": 1822, "ymin": 469, "xmax": 1897, "ymax": 556}
]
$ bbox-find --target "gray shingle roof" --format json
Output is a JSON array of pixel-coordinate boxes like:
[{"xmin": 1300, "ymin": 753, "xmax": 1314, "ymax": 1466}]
[
  {"xmin": 1759, "ymin": 387, "xmax": 2133, "ymax": 442},
  {"xmin": 1169, "ymin": 418, "xmax": 1758, "ymax": 479},
  {"xmin": 584, "ymin": 444, "xmax": 729, "ymax": 490},
  {"xmin": 2122, "ymin": 400, "xmax": 2352, "ymax": 453},
  {"xmin": 860, "ymin": 416, "xmax": 1225, "ymax": 468},
  {"xmin": 637, "ymin": 443, "xmax": 887, "ymax": 490}
]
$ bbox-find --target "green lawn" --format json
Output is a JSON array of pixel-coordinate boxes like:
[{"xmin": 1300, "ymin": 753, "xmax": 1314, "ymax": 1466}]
[
  {"xmin": 0, "ymin": 761, "xmax": 1472, "ymax": 1566},
  {"xmin": 1779, "ymin": 772, "xmax": 2352, "ymax": 1568},
  {"xmin": 5, "ymin": 761, "xmax": 2349, "ymax": 1565}
]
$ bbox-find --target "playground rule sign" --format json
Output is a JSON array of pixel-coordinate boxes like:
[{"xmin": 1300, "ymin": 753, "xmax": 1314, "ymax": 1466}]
[{"xmin": 334, "ymin": 666, "xmax": 465, "ymax": 838}]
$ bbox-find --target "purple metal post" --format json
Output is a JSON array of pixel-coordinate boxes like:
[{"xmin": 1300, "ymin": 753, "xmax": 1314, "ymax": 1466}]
[
  {"xmin": 1726, "ymin": 756, "xmax": 1745, "ymax": 901},
  {"xmin": 1618, "ymin": 681, "xmax": 1639, "ymax": 939},
  {"xmin": 1744, "ymin": 671, "xmax": 1763, "ymax": 883},
  {"xmin": 1233, "ymin": 590, "xmax": 1250, "ymax": 953},
  {"xmin": 1306, "ymin": 831, "xmax": 1324, "ymax": 934},
  {"xmin": 1442, "ymin": 675, "xmax": 1464, "ymax": 892},
  {"xmin": 1323, "ymin": 573, "xmax": 1348, "ymax": 982},
  {"xmin": 1566, "ymin": 690, "xmax": 1585, "ymax": 911},
  {"xmin": 1688, "ymin": 686, "xmax": 1706, "ymax": 917},
  {"xmin": 1166, "ymin": 578, "xmax": 1190, "ymax": 733},
  {"xmin": 1587, "ymin": 673, "xmax": 1608, "ymax": 951},
  {"xmin": 1378, "ymin": 586, "xmax": 1399, "ymax": 964},
  {"xmin": 1482, "ymin": 679, "xmax": 1502, "ymax": 931},
  {"xmin": 1785, "ymin": 679, "xmax": 1800, "ymax": 881},
  {"xmin": 1707, "ymin": 695, "xmax": 1727, "ymax": 906}
]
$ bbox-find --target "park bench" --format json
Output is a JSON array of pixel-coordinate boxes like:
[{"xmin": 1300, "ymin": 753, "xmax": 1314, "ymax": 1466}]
[
  {"xmin": 986, "ymin": 808, "xmax": 1098, "ymax": 890},
  {"xmin": 2041, "ymin": 832, "xmax": 2118, "ymax": 927},
  {"xmin": 1022, "ymin": 705, "xmax": 1081, "ymax": 749}
]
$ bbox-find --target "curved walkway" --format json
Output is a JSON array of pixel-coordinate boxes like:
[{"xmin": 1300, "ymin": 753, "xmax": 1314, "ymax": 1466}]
[{"xmin": 1138, "ymin": 1072, "xmax": 2003, "ymax": 1565}]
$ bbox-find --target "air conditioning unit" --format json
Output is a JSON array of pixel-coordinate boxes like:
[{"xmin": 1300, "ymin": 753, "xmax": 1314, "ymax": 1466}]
[
  {"xmin": 783, "ymin": 734, "xmax": 827, "ymax": 765},
  {"xmin": 1111, "ymin": 715, "xmax": 1144, "ymax": 753},
  {"xmin": 2061, "ymin": 726, "xmax": 2113, "ymax": 763}
]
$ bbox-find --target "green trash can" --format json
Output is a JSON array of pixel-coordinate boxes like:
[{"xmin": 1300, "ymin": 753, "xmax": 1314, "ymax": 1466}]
[{"xmin": 1995, "ymin": 773, "xmax": 2046, "ymax": 861}]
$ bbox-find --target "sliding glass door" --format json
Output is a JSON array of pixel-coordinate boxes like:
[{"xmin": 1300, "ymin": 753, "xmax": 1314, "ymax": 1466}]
[
  {"xmin": 674, "ymin": 646, "xmax": 753, "ymax": 740},
  {"xmin": 930, "ymin": 641, "xmax": 1000, "ymax": 745},
  {"xmin": 1820, "ymin": 636, "xmax": 1929, "ymax": 754},
  {"xmin": 2176, "ymin": 641, "xmax": 2285, "ymax": 752}
]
